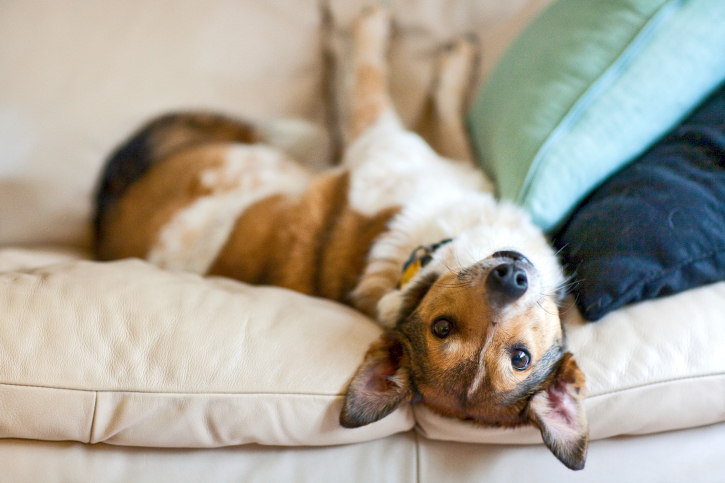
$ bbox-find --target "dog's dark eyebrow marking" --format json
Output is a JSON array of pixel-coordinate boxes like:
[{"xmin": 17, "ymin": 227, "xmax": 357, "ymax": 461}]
[
  {"xmin": 500, "ymin": 340, "xmax": 564, "ymax": 405},
  {"xmin": 394, "ymin": 272, "xmax": 440, "ymax": 327}
]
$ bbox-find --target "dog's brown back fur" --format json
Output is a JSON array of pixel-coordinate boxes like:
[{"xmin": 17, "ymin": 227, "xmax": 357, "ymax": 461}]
[
  {"xmin": 96, "ymin": 117, "xmax": 399, "ymax": 306},
  {"xmin": 208, "ymin": 172, "xmax": 399, "ymax": 303},
  {"xmin": 94, "ymin": 113, "xmax": 260, "ymax": 259}
]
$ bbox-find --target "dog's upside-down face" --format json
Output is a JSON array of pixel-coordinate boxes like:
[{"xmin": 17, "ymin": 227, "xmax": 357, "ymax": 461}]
[{"xmin": 341, "ymin": 250, "xmax": 588, "ymax": 470}]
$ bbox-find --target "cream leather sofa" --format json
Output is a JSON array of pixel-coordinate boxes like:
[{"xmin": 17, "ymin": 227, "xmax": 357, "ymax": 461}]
[{"xmin": 1, "ymin": 1, "xmax": 724, "ymax": 481}]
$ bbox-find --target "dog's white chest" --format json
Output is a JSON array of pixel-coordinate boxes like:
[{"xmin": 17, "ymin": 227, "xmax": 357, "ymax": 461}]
[{"xmin": 344, "ymin": 121, "xmax": 490, "ymax": 216}]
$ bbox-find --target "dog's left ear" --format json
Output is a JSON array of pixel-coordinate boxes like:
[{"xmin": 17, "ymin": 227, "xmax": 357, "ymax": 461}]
[
  {"xmin": 527, "ymin": 352, "xmax": 589, "ymax": 471},
  {"xmin": 340, "ymin": 332, "xmax": 413, "ymax": 428}
]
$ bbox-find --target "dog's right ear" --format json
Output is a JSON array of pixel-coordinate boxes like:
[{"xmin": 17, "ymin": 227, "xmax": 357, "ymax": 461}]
[
  {"xmin": 526, "ymin": 352, "xmax": 588, "ymax": 470},
  {"xmin": 340, "ymin": 332, "xmax": 413, "ymax": 428}
]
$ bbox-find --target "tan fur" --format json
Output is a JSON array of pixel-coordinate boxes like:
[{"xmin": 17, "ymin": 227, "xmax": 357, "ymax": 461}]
[
  {"xmin": 350, "ymin": 64, "xmax": 390, "ymax": 139},
  {"xmin": 348, "ymin": 8, "xmax": 395, "ymax": 141},
  {"xmin": 208, "ymin": 171, "xmax": 398, "ymax": 303},
  {"xmin": 347, "ymin": 264, "xmax": 401, "ymax": 318},
  {"xmin": 97, "ymin": 144, "xmax": 232, "ymax": 261},
  {"xmin": 205, "ymin": 193, "xmax": 289, "ymax": 286}
]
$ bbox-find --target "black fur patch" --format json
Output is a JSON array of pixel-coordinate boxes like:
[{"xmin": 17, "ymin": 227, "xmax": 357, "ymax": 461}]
[
  {"xmin": 93, "ymin": 112, "xmax": 258, "ymax": 254},
  {"xmin": 94, "ymin": 125, "xmax": 154, "ymax": 242}
]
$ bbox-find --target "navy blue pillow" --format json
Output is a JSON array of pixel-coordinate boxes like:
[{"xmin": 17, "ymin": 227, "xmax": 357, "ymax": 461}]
[{"xmin": 553, "ymin": 81, "xmax": 725, "ymax": 321}]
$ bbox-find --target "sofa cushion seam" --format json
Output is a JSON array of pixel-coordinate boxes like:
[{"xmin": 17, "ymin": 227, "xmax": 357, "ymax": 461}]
[
  {"xmin": 586, "ymin": 371, "xmax": 725, "ymax": 400},
  {"xmin": 88, "ymin": 391, "xmax": 98, "ymax": 444},
  {"xmin": 0, "ymin": 382, "xmax": 347, "ymax": 397}
]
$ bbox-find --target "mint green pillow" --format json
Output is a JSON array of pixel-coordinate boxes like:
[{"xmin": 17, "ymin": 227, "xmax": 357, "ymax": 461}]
[{"xmin": 468, "ymin": 0, "xmax": 725, "ymax": 231}]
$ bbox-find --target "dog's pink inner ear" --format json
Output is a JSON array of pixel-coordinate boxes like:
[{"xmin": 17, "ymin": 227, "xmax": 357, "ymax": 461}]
[
  {"xmin": 527, "ymin": 353, "xmax": 589, "ymax": 471},
  {"xmin": 339, "ymin": 333, "xmax": 413, "ymax": 429},
  {"xmin": 364, "ymin": 357, "xmax": 398, "ymax": 392}
]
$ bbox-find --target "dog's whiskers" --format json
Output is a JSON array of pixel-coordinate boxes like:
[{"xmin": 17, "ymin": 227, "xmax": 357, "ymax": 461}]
[{"xmin": 536, "ymin": 299, "xmax": 560, "ymax": 316}]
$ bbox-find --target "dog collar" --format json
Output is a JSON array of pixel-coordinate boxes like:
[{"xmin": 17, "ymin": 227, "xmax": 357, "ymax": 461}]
[{"xmin": 397, "ymin": 238, "xmax": 453, "ymax": 289}]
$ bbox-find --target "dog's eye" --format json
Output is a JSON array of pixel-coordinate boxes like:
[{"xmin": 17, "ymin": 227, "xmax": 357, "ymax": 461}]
[
  {"xmin": 511, "ymin": 349, "xmax": 530, "ymax": 370},
  {"xmin": 431, "ymin": 318, "xmax": 453, "ymax": 339}
]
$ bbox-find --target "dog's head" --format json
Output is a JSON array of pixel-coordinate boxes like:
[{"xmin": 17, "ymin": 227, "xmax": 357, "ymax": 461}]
[{"xmin": 341, "ymin": 248, "xmax": 588, "ymax": 470}]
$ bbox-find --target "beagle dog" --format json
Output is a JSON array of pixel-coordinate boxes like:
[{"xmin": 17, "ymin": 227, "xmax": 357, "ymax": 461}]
[{"xmin": 94, "ymin": 7, "xmax": 588, "ymax": 470}]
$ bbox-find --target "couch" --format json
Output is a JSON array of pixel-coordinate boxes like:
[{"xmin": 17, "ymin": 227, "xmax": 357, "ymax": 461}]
[{"xmin": 1, "ymin": 0, "xmax": 724, "ymax": 481}]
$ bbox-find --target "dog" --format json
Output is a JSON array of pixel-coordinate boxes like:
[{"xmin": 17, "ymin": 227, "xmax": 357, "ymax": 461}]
[{"xmin": 93, "ymin": 7, "xmax": 587, "ymax": 470}]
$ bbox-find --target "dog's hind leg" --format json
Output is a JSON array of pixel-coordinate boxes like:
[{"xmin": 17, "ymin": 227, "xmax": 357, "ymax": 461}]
[
  {"xmin": 426, "ymin": 37, "xmax": 479, "ymax": 163},
  {"xmin": 346, "ymin": 6, "xmax": 401, "ymax": 142},
  {"xmin": 418, "ymin": 37, "xmax": 494, "ymax": 193}
]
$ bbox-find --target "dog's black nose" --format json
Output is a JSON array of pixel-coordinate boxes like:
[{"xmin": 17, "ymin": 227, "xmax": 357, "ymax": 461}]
[{"xmin": 487, "ymin": 261, "xmax": 528, "ymax": 302}]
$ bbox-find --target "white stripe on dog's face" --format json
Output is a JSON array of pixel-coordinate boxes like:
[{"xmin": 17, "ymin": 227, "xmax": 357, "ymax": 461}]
[
  {"xmin": 466, "ymin": 329, "xmax": 494, "ymax": 400},
  {"xmin": 147, "ymin": 145, "xmax": 310, "ymax": 273}
]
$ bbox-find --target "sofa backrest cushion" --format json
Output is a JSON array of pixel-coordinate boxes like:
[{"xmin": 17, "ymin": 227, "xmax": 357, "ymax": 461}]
[{"xmin": 0, "ymin": 0, "xmax": 552, "ymax": 248}]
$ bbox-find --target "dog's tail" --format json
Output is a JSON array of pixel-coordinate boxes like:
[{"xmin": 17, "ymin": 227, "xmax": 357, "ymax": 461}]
[{"xmin": 93, "ymin": 112, "xmax": 260, "ymax": 256}]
